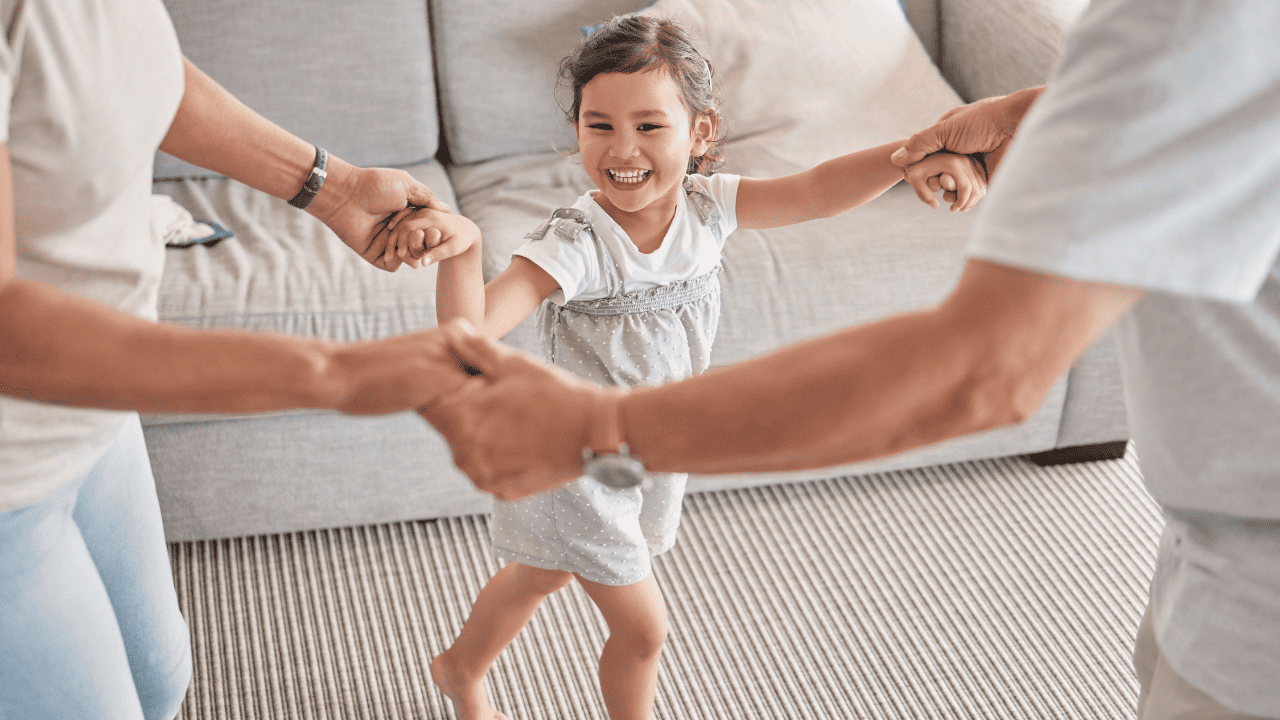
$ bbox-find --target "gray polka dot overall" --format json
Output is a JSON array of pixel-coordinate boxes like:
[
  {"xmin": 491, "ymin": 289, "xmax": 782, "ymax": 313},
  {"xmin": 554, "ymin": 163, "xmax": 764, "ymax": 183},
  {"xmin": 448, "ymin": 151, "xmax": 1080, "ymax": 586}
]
[{"xmin": 490, "ymin": 183, "xmax": 723, "ymax": 586}]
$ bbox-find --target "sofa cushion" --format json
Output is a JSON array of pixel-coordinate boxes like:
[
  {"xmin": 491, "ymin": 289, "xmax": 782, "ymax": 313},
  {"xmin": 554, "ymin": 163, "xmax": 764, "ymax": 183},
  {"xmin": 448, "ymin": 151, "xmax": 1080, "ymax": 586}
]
[
  {"xmin": 433, "ymin": 0, "xmax": 960, "ymax": 167},
  {"xmin": 637, "ymin": 0, "xmax": 961, "ymax": 168},
  {"xmin": 155, "ymin": 0, "xmax": 439, "ymax": 179},
  {"xmin": 940, "ymin": 0, "xmax": 1089, "ymax": 102},
  {"xmin": 430, "ymin": 0, "xmax": 646, "ymax": 165},
  {"xmin": 144, "ymin": 160, "xmax": 454, "ymax": 427}
]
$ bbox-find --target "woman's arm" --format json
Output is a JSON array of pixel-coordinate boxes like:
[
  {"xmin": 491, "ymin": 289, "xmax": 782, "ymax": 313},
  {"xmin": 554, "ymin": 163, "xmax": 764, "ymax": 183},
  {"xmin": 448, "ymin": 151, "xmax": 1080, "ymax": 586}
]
[
  {"xmin": 0, "ymin": 145, "xmax": 470, "ymax": 417},
  {"xmin": 734, "ymin": 140, "xmax": 908, "ymax": 229},
  {"xmin": 159, "ymin": 58, "xmax": 447, "ymax": 271}
]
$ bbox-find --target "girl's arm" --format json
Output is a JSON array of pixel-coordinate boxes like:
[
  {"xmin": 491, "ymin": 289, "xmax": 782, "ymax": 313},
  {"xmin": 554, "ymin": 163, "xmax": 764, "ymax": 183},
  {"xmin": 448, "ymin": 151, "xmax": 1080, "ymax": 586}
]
[
  {"xmin": 478, "ymin": 258, "xmax": 562, "ymax": 339},
  {"xmin": 735, "ymin": 140, "xmax": 907, "ymax": 229},
  {"xmin": 420, "ymin": 209, "xmax": 560, "ymax": 340},
  {"xmin": 430, "ymin": 213, "xmax": 486, "ymax": 330}
]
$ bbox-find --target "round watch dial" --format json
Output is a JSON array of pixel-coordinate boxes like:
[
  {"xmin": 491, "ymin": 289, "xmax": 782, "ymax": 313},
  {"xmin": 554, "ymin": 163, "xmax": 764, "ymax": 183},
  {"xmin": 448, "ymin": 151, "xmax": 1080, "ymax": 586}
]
[{"xmin": 586, "ymin": 454, "xmax": 647, "ymax": 489}]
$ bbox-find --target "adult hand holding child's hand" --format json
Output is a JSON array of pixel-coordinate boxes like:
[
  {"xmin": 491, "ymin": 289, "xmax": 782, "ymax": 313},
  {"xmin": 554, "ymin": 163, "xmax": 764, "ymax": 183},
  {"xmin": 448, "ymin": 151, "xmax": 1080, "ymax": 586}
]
[
  {"xmin": 903, "ymin": 151, "xmax": 988, "ymax": 212},
  {"xmin": 418, "ymin": 319, "xmax": 599, "ymax": 501},
  {"xmin": 384, "ymin": 206, "xmax": 482, "ymax": 269},
  {"xmin": 309, "ymin": 164, "xmax": 451, "ymax": 272},
  {"xmin": 891, "ymin": 87, "xmax": 1045, "ymax": 208}
]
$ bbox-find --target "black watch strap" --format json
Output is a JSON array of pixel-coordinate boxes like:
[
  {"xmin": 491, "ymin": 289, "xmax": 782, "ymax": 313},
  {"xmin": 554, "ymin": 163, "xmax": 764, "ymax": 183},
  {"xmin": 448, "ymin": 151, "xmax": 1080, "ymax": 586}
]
[{"xmin": 287, "ymin": 146, "xmax": 328, "ymax": 209}]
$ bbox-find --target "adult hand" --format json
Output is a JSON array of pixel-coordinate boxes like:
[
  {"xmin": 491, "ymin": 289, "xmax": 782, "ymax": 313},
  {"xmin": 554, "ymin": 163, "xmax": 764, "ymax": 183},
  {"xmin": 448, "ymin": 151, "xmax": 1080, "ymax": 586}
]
[
  {"xmin": 330, "ymin": 326, "xmax": 476, "ymax": 416},
  {"xmin": 310, "ymin": 164, "xmax": 451, "ymax": 273},
  {"xmin": 418, "ymin": 319, "xmax": 597, "ymax": 500},
  {"xmin": 891, "ymin": 87, "xmax": 1044, "ymax": 202}
]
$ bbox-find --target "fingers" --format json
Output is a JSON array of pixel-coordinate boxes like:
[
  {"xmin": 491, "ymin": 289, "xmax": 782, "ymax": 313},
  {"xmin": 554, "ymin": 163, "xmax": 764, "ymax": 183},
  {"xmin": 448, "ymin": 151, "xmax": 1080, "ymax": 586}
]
[
  {"xmin": 902, "ymin": 163, "xmax": 941, "ymax": 209},
  {"xmin": 390, "ymin": 220, "xmax": 466, "ymax": 268},
  {"xmin": 939, "ymin": 170, "xmax": 962, "ymax": 211},
  {"xmin": 387, "ymin": 208, "xmax": 457, "ymax": 268},
  {"xmin": 484, "ymin": 469, "xmax": 582, "ymax": 502},
  {"xmin": 404, "ymin": 176, "xmax": 451, "ymax": 213},
  {"xmin": 369, "ymin": 205, "xmax": 418, "ymax": 268},
  {"xmin": 954, "ymin": 155, "xmax": 987, "ymax": 212},
  {"xmin": 418, "ymin": 227, "xmax": 443, "ymax": 260},
  {"xmin": 952, "ymin": 169, "xmax": 975, "ymax": 212},
  {"xmin": 903, "ymin": 151, "xmax": 989, "ymax": 212},
  {"xmin": 395, "ymin": 226, "xmax": 441, "ymax": 268}
]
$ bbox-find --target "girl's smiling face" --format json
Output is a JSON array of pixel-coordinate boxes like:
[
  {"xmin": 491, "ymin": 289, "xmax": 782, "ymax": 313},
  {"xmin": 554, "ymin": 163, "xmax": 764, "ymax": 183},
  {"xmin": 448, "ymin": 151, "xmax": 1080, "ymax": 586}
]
[{"xmin": 577, "ymin": 68, "xmax": 714, "ymax": 223}]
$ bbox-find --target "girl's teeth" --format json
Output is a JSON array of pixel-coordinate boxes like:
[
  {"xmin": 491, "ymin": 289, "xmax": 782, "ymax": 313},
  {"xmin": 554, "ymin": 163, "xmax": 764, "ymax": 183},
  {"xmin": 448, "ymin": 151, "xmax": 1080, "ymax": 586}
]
[{"xmin": 608, "ymin": 170, "xmax": 650, "ymax": 184}]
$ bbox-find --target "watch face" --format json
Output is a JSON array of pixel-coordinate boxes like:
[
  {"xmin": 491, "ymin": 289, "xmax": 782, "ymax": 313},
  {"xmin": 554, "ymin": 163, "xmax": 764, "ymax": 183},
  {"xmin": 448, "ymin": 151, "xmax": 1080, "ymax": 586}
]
[{"xmin": 586, "ymin": 454, "xmax": 647, "ymax": 489}]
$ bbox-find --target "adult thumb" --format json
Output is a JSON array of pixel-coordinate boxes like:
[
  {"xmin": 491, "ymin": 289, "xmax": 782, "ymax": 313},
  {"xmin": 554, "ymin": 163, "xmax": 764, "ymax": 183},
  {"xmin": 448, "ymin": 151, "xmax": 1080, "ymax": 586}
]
[
  {"xmin": 890, "ymin": 128, "xmax": 944, "ymax": 168},
  {"xmin": 407, "ymin": 178, "xmax": 451, "ymax": 213},
  {"xmin": 441, "ymin": 318, "xmax": 501, "ymax": 377}
]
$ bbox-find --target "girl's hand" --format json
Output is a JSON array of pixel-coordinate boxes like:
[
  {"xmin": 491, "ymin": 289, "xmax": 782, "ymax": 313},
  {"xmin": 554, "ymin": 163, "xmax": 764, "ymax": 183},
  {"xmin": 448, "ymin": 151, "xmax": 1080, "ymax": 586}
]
[
  {"xmin": 309, "ymin": 164, "xmax": 451, "ymax": 272},
  {"xmin": 383, "ymin": 207, "xmax": 482, "ymax": 269},
  {"xmin": 904, "ymin": 152, "xmax": 987, "ymax": 212}
]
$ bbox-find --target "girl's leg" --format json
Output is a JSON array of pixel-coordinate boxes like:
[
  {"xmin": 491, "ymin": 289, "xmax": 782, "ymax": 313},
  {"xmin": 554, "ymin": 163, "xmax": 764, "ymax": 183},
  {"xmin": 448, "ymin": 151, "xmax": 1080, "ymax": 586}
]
[
  {"xmin": 432, "ymin": 562, "xmax": 574, "ymax": 720},
  {"xmin": 576, "ymin": 573, "xmax": 669, "ymax": 720}
]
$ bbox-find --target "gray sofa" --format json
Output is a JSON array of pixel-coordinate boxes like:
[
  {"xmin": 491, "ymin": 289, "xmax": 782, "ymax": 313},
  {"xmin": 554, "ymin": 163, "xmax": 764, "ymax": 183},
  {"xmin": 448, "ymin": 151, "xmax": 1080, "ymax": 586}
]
[{"xmin": 148, "ymin": 0, "xmax": 1121, "ymax": 542}]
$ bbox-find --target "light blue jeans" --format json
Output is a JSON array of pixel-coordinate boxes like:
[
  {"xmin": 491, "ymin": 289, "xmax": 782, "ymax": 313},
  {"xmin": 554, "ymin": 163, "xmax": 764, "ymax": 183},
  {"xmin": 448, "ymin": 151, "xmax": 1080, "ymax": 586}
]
[{"xmin": 0, "ymin": 414, "xmax": 191, "ymax": 719}]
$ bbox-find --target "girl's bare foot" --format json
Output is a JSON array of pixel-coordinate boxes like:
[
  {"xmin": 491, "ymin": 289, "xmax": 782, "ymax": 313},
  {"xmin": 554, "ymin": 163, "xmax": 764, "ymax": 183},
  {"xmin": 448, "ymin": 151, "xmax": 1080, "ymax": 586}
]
[{"xmin": 430, "ymin": 651, "xmax": 507, "ymax": 720}]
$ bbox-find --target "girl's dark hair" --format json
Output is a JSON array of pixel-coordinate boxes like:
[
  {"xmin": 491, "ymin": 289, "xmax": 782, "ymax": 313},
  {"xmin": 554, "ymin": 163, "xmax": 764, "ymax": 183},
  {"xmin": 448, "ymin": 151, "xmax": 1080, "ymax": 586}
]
[{"xmin": 559, "ymin": 15, "xmax": 724, "ymax": 175}]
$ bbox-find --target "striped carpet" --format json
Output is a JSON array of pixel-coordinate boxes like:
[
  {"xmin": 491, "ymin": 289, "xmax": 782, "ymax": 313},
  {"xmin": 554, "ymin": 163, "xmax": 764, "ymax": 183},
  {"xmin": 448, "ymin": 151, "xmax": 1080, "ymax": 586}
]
[{"xmin": 169, "ymin": 448, "xmax": 1162, "ymax": 720}]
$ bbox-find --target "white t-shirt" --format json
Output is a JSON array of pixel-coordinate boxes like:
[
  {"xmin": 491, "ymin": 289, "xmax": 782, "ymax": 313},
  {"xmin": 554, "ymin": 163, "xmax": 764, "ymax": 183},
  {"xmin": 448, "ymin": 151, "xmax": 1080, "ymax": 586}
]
[
  {"xmin": 514, "ymin": 173, "xmax": 740, "ymax": 305},
  {"xmin": 969, "ymin": 0, "xmax": 1280, "ymax": 714},
  {"xmin": 0, "ymin": 0, "xmax": 184, "ymax": 511}
]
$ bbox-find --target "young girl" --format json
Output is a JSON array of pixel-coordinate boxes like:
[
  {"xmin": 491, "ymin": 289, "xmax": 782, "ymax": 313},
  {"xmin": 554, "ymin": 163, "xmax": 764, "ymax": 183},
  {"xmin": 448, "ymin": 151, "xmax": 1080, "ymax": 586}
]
[{"xmin": 391, "ymin": 15, "xmax": 984, "ymax": 720}]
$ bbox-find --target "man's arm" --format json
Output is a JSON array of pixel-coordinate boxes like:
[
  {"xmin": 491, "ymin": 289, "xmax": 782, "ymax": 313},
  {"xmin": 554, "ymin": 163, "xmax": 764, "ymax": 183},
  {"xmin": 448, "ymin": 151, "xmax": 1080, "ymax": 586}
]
[
  {"xmin": 425, "ymin": 260, "xmax": 1142, "ymax": 499},
  {"xmin": 626, "ymin": 261, "xmax": 1139, "ymax": 474},
  {"xmin": 159, "ymin": 58, "xmax": 446, "ymax": 271}
]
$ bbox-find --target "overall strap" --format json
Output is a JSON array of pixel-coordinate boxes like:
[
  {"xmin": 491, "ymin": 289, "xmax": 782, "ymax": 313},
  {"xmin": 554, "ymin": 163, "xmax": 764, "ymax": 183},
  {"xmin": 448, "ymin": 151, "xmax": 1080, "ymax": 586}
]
[
  {"xmin": 526, "ymin": 207, "xmax": 624, "ymax": 298},
  {"xmin": 682, "ymin": 176, "xmax": 723, "ymax": 243}
]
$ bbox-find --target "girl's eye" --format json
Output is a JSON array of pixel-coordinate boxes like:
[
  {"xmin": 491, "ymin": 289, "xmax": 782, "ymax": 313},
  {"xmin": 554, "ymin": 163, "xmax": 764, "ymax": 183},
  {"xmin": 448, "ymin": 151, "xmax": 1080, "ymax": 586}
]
[
  {"xmin": 587, "ymin": 123, "xmax": 612, "ymax": 131},
  {"xmin": 638, "ymin": 123, "xmax": 662, "ymax": 132}
]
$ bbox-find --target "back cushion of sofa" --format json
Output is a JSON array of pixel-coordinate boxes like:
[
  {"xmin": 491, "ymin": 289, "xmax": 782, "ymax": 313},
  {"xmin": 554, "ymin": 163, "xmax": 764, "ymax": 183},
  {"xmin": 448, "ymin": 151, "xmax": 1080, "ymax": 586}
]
[
  {"xmin": 155, "ymin": 0, "xmax": 438, "ymax": 179},
  {"xmin": 431, "ymin": 0, "xmax": 647, "ymax": 166},
  {"xmin": 940, "ymin": 0, "xmax": 1088, "ymax": 102}
]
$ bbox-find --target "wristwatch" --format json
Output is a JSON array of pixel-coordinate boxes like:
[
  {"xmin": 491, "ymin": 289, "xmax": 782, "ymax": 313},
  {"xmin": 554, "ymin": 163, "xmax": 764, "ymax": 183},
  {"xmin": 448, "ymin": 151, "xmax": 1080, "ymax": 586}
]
[
  {"xmin": 287, "ymin": 146, "xmax": 328, "ymax": 209},
  {"xmin": 583, "ymin": 388, "xmax": 646, "ymax": 489}
]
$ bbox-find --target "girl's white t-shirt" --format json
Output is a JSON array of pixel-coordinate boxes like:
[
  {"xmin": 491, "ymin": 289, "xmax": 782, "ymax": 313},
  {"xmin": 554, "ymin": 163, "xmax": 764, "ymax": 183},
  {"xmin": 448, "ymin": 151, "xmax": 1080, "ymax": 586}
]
[
  {"xmin": 0, "ymin": 0, "xmax": 185, "ymax": 511},
  {"xmin": 514, "ymin": 173, "xmax": 740, "ymax": 305}
]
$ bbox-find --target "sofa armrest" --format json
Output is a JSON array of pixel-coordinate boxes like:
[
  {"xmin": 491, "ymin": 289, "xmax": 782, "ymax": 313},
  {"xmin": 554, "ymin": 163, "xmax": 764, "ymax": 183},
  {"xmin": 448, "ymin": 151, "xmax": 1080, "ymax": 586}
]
[{"xmin": 938, "ymin": 0, "xmax": 1088, "ymax": 102}]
